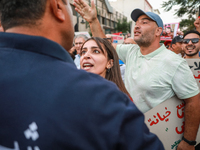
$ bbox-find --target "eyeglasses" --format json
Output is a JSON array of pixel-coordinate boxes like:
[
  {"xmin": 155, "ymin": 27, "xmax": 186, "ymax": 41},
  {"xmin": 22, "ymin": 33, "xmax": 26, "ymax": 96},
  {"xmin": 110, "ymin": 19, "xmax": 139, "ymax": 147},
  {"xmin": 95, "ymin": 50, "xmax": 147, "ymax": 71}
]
[{"xmin": 182, "ymin": 38, "xmax": 200, "ymax": 44}]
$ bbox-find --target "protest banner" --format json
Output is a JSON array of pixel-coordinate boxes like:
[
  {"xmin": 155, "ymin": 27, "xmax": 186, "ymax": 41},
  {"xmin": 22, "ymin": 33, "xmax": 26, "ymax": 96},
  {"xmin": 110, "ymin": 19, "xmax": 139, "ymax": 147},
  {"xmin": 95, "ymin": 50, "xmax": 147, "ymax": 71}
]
[
  {"xmin": 186, "ymin": 59, "xmax": 200, "ymax": 88},
  {"xmin": 112, "ymin": 35, "xmax": 124, "ymax": 44},
  {"xmin": 161, "ymin": 23, "xmax": 180, "ymax": 41},
  {"xmin": 144, "ymin": 96, "xmax": 200, "ymax": 149}
]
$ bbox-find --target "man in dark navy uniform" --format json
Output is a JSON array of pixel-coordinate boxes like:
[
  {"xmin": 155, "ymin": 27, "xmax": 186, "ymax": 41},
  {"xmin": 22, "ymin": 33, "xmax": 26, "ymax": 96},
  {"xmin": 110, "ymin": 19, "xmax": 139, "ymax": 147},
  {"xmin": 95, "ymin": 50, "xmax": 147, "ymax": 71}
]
[{"xmin": 0, "ymin": 0, "xmax": 164, "ymax": 149}]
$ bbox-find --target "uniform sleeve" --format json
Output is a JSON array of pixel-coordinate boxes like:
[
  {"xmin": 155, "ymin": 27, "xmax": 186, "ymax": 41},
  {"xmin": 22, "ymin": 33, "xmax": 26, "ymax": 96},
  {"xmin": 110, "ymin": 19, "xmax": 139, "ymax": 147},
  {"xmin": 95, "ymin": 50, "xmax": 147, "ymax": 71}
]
[
  {"xmin": 116, "ymin": 96, "xmax": 164, "ymax": 150},
  {"xmin": 171, "ymin": 60, "xmax": 199, "ymax": 99},
  {"xmin": 116, "ymin": 44, "xmax": 135, "ymax": 64}
]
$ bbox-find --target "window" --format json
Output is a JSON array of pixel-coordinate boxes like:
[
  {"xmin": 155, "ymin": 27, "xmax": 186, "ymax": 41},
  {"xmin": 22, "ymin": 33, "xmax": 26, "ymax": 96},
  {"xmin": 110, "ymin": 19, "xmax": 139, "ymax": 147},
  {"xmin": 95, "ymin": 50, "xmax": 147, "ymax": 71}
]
[
  {"xmin": 113, "ymin": 22, "xmax": 116, "ymax": 28},
  {"xmin": 112, "ymin": 21, "xmax": 115, "ymax": 27},
  {"xmin": 102, "ymin": 17, "xmax": 106, "ymax": 25},
  {"xmin": 109, "ymin": 20, "xmax": 111, "ymax": 27}
]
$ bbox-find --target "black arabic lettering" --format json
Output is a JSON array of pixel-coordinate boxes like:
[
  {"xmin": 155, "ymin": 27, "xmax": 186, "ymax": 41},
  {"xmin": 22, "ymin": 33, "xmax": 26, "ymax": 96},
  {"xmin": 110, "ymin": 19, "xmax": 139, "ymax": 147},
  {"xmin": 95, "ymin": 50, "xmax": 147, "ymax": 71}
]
[{"xmin": 194, "ymin": 62, "xmax": 200, "ymax": 70}]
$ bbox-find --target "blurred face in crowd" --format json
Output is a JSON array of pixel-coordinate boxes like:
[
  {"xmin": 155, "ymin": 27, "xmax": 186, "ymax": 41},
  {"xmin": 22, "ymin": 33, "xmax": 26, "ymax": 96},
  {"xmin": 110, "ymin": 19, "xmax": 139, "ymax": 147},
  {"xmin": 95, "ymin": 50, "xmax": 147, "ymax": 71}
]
[
  {"xmin": 75, "ymin": 37, "xmax": 86, "ymax": 55},
  {"xmin": 134, "ymin": 15, "xmax": 157, "ymax": 47},
  {"xmin": 172, "ymin": 42, "xmax": 183, "ymax": 54},
  {"xmin": 166, "ymin": 27, "xmax": 171, "ymax": 34},
  {"xmin": 182, "ymin": 33, "xmax": 200, "ymax": 57},
  {"xmin": 80, "ymin": 40, "xmax": 112, "ymax": 78},
  {"xmin": 124, "ymin": 37, "xmax": 136, "ymax": 44}
]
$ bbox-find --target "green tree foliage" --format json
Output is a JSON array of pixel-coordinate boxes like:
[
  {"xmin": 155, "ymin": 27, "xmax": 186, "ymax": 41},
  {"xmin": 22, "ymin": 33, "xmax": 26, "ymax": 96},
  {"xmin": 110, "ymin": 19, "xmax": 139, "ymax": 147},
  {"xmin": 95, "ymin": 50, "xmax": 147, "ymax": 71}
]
[
  {"xmin": 114, "ymin": 18, "xmax": 131, "ymax": 33},
  {"xmin": 179, "ymin": 18, "xmax": 196, "ymax": 33},
  {"xmin": 162, "ymin": 0, "xmax": 200, "ymax": 32}
]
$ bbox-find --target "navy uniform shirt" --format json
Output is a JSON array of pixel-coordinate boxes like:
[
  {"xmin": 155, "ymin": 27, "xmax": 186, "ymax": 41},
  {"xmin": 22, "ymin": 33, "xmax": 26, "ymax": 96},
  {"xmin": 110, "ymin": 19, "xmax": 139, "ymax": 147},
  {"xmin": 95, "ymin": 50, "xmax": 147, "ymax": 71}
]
[{"xmin": 0, "ymin": 32, "xmax": 164, "ymax": 150}]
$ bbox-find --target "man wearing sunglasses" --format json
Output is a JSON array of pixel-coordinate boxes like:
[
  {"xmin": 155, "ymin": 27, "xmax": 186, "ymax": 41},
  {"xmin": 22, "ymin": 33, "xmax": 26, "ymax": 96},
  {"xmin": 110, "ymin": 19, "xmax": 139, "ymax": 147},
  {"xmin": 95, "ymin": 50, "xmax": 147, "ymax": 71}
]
[{"xmin": 182, "ymin": 30, "xmax": 200, "ymax": 59}]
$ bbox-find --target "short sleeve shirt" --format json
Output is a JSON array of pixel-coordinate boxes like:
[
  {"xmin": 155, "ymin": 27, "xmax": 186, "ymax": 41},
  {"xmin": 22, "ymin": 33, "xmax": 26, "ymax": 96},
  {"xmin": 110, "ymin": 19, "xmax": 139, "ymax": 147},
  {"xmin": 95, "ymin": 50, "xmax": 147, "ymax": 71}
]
[{"xmin": 116, "ymin": 44, "xmax": 199, "ymax": 113}]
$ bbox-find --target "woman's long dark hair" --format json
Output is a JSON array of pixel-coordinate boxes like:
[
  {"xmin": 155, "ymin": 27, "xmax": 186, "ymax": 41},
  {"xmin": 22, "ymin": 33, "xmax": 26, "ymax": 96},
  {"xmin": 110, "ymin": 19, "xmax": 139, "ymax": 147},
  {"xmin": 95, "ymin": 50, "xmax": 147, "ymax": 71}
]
[{"xmin": 81, "ymin": 37, "xmax": 131, "ymax": 98}]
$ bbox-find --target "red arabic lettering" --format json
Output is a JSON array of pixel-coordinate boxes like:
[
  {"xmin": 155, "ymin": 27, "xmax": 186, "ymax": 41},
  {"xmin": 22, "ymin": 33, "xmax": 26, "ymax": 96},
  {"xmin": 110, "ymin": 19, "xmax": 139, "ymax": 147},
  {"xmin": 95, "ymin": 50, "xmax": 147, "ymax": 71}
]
[
  {"xmin": 157, "ymin": 107, "xmax": 171, "ymax": 122},
  {"xmin": 148, "ymin": 115, "xmax": 159, "ymax": 126},
  {"xmin": 194, "ymin": 74, "xmax": 200, "ymax": 79},
  {"xmin": 148, "ymin": 107, "xmax": 171, "ymax": 126},
  {"xmin": 175, "ymin": 121, "xmax": 185, "ymax": 134},
  {"xmin": 176, "ymin": 103, "xmax": 185, "ymax": 119}
]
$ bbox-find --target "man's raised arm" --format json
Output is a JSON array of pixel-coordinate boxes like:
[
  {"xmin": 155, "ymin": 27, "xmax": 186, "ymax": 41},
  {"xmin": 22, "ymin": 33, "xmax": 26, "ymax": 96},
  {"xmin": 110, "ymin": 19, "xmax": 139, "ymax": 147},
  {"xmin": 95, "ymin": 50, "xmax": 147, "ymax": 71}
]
[
  {"xmin": 73, "ymin": 0, "xmax": 106, "ymax": 38},
  {"xmin": 73, "ymin": 0, "xmax": 118, "ymax": 49}
]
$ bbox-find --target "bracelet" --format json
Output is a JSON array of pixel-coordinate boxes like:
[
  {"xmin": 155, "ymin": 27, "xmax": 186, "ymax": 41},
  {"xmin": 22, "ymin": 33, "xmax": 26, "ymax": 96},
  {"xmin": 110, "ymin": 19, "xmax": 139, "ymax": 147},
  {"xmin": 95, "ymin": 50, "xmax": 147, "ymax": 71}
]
[{"xmin": 182, "ymin": 136, "xmax": 196, "ymax": 145}]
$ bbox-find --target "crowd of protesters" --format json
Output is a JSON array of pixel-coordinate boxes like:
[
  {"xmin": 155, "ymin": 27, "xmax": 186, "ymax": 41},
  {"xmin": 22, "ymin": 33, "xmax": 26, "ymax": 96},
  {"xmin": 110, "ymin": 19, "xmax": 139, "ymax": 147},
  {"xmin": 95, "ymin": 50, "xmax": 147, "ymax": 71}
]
[{"xmin": 0, "ymin": 0, "xmax": 200, "ymax": 150}]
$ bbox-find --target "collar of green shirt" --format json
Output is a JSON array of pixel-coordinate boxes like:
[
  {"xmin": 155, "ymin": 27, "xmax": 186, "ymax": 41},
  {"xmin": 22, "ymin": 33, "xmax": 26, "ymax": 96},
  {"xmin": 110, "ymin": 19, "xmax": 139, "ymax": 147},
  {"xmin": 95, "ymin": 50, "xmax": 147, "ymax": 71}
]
[{"xmin": 137, "ymin": 44, "xmax": 165, "ymax": 60}]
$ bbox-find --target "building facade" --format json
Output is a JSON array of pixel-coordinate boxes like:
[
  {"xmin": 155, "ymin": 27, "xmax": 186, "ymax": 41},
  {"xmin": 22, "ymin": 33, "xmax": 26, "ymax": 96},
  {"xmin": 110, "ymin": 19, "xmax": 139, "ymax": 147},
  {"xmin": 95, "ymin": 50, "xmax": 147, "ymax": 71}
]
[{"xmin": 69, "ymin": 0, "xmax": 127, "ymax": 34}]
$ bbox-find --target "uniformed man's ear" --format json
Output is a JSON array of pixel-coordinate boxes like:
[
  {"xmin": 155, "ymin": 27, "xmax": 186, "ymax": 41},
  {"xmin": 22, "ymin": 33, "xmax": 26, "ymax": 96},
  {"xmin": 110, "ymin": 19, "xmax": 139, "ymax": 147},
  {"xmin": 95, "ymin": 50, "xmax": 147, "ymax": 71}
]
[
  {"xmin": 0, "ymin": 22, "xmax": 4, "ymax": 32},
  {"xmin": 155, "ymin": 27, "xmax": 163, "ymax": 36},
  {"xmin": 50, "ymin": 0, "xmax": 65, "ymax": 21}
]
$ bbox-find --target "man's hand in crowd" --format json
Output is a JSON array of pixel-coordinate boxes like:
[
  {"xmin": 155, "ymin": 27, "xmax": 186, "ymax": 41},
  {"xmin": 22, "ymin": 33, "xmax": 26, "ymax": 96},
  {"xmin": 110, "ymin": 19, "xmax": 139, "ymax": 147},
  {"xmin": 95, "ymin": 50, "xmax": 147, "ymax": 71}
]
[
  {"xmin": 176, "ymin": 31, "xmax": 184, "ymax": 36},
  {"xmin": 177, "ymin": 140, "xmax": 195, "ymax": 150},
  {"xmin": 68, "ymin": 46, "xmax": 77, "ymax": 60},
  {"xmin": 73, "ymin": 0, "xmax": 97, "ymax": 23},
  {"xmin": 194, "ymin": 17, "xmax": 200, "ymax": 33}
]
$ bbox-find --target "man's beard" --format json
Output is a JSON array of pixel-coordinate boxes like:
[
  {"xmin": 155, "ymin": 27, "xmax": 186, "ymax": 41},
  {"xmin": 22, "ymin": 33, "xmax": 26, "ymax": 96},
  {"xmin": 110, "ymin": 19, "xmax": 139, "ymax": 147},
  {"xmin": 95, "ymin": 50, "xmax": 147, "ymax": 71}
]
[
  {"xmin": 185, "ymin": 46, "xmax": 199, "ymax": 56},
  {"xmin": 135, "ymin": 29, "xmax": 155, "ymax": 47}
]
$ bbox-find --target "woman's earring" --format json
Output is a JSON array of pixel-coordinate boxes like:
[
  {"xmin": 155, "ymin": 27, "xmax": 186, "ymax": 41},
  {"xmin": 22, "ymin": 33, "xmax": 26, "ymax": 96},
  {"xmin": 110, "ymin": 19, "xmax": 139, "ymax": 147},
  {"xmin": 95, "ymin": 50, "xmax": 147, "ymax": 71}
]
[{"xmin": 107, "ymin": 67, "xmax": 111, "ymax": 72}]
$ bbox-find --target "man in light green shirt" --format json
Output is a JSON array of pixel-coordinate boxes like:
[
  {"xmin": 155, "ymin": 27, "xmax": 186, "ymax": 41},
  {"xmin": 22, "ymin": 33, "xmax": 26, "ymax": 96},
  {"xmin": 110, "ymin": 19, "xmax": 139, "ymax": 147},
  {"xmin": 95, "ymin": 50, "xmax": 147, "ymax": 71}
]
[
  {"xmin": 74, "ymin": 1, "xmax": 200, "ymax": 149},
  {"xmin": 117, "ymin": 43, "xmax": 199, "ymax": 113}
]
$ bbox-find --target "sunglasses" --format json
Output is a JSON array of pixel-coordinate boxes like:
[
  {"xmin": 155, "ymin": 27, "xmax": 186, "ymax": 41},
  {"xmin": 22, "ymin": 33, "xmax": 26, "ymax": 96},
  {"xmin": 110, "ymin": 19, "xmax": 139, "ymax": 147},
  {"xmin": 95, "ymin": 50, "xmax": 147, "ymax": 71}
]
[{"xmin": 182, "ymin": 38, "xmax": 200, "ymax": 44}]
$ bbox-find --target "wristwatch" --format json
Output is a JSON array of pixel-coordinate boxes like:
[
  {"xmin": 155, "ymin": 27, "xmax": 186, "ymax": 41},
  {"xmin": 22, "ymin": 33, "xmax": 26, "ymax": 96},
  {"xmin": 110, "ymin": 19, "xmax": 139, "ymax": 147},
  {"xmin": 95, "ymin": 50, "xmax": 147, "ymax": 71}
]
[{"xmin": 182, "ymin": 136, "xmax": 196, "ymax": 145}]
